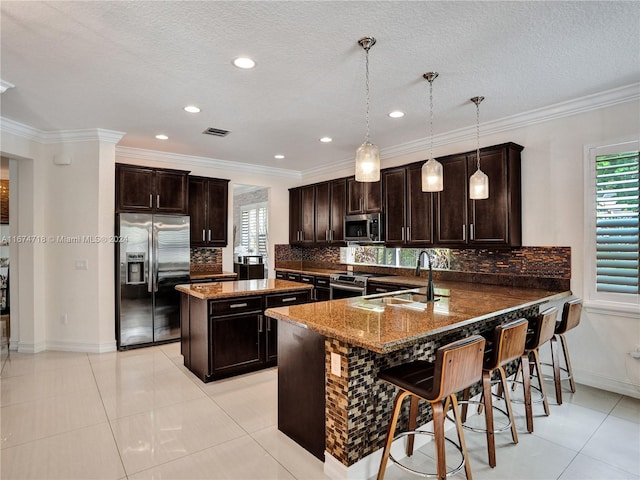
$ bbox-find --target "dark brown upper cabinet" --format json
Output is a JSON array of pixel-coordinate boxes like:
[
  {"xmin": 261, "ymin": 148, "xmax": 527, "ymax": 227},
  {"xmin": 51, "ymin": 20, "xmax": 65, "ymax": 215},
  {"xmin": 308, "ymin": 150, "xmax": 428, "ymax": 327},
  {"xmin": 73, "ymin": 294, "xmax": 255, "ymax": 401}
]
[
  {"xmin": 289, "ymin": 185, "xmax": 315, "ymax": 245},
  {"xmin": 346, "ymin": 177, "xmax": 382, "ymax": 214},
  {"xmin": 383, "ymin": 166, "xmax": 434, "ymax": 246},
  {"xmin": 116, "ymin": 164, "xmax": 189, "ymax": 214},
  {"xmin": 315, "ymin": 179, "xmax": 346, "ymax": 244},
  {"xmin": 189, "ymin": 176, "xmax": 229, "ymax": 247},
  {"xmin": 435, "ymin": 142, "xmax": 523, "ymax": 247}
]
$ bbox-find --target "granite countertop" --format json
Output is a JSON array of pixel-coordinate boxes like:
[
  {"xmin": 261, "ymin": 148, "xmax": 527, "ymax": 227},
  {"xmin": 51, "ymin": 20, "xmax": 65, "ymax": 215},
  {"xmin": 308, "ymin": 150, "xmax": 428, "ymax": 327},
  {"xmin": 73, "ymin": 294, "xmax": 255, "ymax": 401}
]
[
  {"xmin": 176, "ymin": 279, "xmax": 313, "ymax": 300},
  {"xmin": 265, "ymin": 281, "xmax": 570, "ymax": 354},
  {"xmin": 190, "ymin": 271, "xmax": 238, "ymax": 281},
  {"xmin": 369, "ymin": 275, "xmax": 432, "ymax": 288}
]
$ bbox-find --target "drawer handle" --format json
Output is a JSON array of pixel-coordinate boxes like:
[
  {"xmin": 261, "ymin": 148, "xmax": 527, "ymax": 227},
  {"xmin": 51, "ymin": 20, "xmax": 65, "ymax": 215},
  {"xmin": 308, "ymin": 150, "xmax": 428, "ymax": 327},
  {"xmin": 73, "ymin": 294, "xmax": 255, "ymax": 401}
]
[
  {"xmin": 230, "ymin": 302, "xmax": 248, "ymax": 308},
  {"xmin": 375, "ymin": 288, "xmax": 386, "ymax": 292},
  {"xmin": 281, "ymin": 297, "xmax": 297, "ymax": 303},
  {"xmin": 303, "ymin": 278, "xmax": 311, "ymax": 282}
]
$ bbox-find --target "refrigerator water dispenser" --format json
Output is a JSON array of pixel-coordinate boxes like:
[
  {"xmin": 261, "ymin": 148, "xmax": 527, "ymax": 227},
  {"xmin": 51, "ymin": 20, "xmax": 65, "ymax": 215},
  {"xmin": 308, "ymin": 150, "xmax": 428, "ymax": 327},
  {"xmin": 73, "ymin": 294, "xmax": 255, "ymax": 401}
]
[{"xmin": 126, "ymin": 252, "xmax": 145, "ymax": 284}]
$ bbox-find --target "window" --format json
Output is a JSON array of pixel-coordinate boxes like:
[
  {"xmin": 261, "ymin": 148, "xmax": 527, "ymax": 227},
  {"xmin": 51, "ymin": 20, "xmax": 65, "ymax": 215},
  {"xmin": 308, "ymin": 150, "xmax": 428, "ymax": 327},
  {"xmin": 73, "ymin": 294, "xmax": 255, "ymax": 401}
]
[
  {"xmin": 586, "ymin": 140, "xmax": 639, "ymax": 305},
  {"xmin": 240, "ymin": 202, "xmax": 268, "ymax": 256}
]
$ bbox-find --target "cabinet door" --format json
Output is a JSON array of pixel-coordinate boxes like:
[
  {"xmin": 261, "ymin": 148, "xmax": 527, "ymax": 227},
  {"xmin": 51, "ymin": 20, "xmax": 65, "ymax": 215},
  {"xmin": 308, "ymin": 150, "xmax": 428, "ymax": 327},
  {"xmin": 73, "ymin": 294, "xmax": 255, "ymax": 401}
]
[
  {"xmin": 347, "ymin": 177, "xmax": 382, "ymax": 214},
  {"xmin": 207, "ymin": 179, "xmax": 229, "ymax": 246},
  {"xmin": 329, "ymin": 179, "xmax": 346, "ymax": 243},
  {"xmin": 315, "ymin": 182, "xmax": 331, "ymax": 243},
  {"xmin": 406, "ymin": 164, "xmax": 434, "ymax": 245},
  {"xmin": 188, "ymin": 177, "xmax": 208, "ymax": 246},
  {"xmin": 468, "ymin": 151, "xmax": 510, "ymax": 245},
  {"xmin": 211, "ymin": 312, "xmax": 262, "ymax": 376},
  {"xmin": 435, "ymin": 155, "xmax": 469, "ymax": 245},
  {"xmin": 116, "ymin": 165, "xmax": 154, "ymax": 212},
  {"xmin": 289, "ymin": 188, "xmax": 302, "ymax": 244},
  {"xmin": 300, "ymin": 185, "xmax": 315, "ymax": 244},
  {"xmin": 265, "ymin": 317, "xmax": 278, "ymax": 365},
  {"xmin": 383, "ymin": 168, "xmax": 407, "ymax": 244},
  {"xmin": 155, "ymin": 170, "xmax": 188, "ymax": 214}
]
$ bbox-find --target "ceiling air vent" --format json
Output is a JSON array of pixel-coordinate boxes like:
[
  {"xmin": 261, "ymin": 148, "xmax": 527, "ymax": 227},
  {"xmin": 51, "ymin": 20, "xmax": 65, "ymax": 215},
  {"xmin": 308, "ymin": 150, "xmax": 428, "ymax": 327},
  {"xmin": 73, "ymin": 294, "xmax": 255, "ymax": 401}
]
[{"xmin": 202, "ymin": 127, "xmax": 230, "ymax": 137}]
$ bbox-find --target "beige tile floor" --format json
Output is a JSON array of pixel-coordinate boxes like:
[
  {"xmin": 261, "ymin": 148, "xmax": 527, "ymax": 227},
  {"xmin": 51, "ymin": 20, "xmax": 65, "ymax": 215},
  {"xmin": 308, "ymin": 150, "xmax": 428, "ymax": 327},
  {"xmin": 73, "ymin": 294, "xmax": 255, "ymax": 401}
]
[{"xmin": 0, "ymin": 343, "xmax": 638, "ymax": 480}]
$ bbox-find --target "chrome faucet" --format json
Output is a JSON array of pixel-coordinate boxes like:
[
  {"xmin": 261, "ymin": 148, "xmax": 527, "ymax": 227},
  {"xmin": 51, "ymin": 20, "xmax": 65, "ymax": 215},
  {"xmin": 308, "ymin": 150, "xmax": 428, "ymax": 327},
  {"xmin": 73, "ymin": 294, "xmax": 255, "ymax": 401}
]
[{"xmin": 415, "ymin": 250, "xmax": 435, "ymax": 301}]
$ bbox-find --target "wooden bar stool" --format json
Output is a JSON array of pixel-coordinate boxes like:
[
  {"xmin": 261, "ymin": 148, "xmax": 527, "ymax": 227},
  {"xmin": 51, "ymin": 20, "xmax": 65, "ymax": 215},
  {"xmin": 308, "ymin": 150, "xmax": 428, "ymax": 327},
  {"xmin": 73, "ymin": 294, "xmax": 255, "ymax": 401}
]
[
  {"xmin": 459, "ymin": 318, "xmax": 528, "ymax": 468},
  {"xmin": 376, "ymin": 335, "xmax": 486, "ymax": 480},
  {"xmin": 512, "ymin": 306, "xmax": 558, "ymax": 433},
  {"xmin": 549, "ymin": 298, "xmax": 582, "ymax": 404}
]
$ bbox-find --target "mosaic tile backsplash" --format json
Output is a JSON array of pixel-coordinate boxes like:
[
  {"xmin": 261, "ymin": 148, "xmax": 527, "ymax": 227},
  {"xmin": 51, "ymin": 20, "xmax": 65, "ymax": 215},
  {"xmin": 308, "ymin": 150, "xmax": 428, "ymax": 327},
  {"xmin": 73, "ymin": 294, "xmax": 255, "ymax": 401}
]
[
  {"xmin": 190, "ymin": 247, "xmax": 222, "ymax": 273},
  {"xmin": 274, "ymin": 245, "xmax": 571, "ymax": 289}
]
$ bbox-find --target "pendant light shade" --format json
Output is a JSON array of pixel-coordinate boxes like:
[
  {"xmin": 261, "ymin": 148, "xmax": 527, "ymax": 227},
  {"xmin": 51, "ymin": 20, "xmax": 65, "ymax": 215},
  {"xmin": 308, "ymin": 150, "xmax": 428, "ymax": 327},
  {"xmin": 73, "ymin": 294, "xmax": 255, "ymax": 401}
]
[
  {"xmin": 469, "ymin": 96, "xmax": 489, "ymax": 200},
  {"xmin": 355, "ymin": 141, "xmax": 381, "ymax": 182},
  {"xmin": 354, "ymin": 36, "xmax": 380, "ymax": 183},
  {"xmin": 421, "ymin": 72, "xmax": 442, "ymax": 192}
]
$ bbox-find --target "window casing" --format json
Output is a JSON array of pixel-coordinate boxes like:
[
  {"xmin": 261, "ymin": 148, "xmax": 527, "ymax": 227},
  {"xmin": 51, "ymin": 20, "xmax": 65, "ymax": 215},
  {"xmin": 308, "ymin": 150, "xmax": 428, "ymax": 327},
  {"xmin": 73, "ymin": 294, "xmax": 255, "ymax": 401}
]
[
  {"xmin": 240, "ymin": 202, "xmax": 268, "ymax": 257},
  {"xmin": 585, "ymin": 140, "xmax": 639, "ymax": 308}
]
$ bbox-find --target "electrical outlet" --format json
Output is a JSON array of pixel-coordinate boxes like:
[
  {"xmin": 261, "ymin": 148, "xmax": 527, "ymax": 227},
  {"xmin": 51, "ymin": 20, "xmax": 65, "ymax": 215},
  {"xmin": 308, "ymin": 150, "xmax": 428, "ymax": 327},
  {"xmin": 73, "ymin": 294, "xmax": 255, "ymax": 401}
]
[
  {"xmin": 346, "ymin": 265, "xmax": 353, "ymax": 272},
  {"xmin": 331, "ymin": 352, "xmax": 342, "ymax": 377},
  {"xmin": 75, "ymin": 259, "xmax": 88, "ymax": 270},
  {"xmin": 62, "ymin": 313, "xmax": 68, "ymax": 325}
]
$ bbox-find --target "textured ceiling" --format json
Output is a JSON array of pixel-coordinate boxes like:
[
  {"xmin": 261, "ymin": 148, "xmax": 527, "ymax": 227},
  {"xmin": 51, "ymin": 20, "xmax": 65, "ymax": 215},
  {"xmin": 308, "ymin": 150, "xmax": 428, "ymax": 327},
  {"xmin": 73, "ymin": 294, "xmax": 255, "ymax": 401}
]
[{"xmin": 1, "ymin": 1, "xmax": 639, "ymax": 173}]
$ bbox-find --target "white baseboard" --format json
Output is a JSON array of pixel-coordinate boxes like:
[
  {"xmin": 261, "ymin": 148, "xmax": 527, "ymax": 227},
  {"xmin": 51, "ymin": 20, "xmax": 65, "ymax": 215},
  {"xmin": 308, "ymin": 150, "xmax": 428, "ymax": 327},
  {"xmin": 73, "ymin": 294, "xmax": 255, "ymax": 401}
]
[
  {"xmin": 45, "ymin": 340, "xmax": 117, "ymax": 354},
  {"xmin": 17, "ymin": 340, "xmax": 47, "ymax": 353},
  {"xmin": 574, "ymin": 369, "xmax": 640, "ymax": 399}
]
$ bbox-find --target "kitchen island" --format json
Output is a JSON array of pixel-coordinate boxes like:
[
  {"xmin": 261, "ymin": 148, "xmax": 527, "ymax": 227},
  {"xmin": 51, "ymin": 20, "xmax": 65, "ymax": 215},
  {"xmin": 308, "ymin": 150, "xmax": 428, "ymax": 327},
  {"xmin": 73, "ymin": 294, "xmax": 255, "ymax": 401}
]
[
  {"xmin": 176, "ymin": 279, "xmax": 312, "ymax": 382},
  {"xmin": 264, "ymin": 281, "xmax": 570, "ymax": 478}
]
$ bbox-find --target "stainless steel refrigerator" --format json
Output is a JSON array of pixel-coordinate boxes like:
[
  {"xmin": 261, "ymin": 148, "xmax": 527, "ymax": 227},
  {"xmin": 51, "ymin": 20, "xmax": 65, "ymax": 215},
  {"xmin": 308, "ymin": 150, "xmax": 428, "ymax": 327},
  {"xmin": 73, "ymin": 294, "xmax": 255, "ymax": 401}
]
[{"xmin": 116, "ymin": 213, "xmax": 190, "ymax": 349}]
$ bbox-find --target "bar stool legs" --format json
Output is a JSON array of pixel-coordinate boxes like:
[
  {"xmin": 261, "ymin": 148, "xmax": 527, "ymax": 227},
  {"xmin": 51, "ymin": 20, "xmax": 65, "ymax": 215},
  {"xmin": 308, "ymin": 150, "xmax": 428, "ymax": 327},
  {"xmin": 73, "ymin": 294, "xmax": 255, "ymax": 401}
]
[{"xmin": 377, "ymin": 391, "xmax": 410, "ymax": 480}]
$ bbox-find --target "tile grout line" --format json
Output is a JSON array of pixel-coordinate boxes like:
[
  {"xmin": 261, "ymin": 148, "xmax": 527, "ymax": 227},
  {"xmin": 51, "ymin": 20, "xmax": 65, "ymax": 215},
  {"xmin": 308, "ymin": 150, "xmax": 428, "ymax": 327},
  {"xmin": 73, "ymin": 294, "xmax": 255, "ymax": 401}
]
[{"xmin": 88, "ymin": 352, "xmax": 130, "ymax": 480}]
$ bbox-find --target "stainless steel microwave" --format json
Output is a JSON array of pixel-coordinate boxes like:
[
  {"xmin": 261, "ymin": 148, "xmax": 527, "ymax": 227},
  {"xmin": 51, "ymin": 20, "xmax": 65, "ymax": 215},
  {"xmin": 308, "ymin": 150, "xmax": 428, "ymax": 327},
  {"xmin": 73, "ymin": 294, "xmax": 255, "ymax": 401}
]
[{"xmin": 344, "ymin": 213, "xmax": 384, "ymax": 243}]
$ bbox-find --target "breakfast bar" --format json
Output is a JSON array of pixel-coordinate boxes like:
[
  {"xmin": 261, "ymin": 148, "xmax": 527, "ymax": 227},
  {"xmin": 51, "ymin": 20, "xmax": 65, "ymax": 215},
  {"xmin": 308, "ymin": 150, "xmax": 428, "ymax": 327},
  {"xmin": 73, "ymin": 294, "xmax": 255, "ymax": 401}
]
[{"xmin": 264, "ymin": 281, "xmax": 571, "ymax": 477}]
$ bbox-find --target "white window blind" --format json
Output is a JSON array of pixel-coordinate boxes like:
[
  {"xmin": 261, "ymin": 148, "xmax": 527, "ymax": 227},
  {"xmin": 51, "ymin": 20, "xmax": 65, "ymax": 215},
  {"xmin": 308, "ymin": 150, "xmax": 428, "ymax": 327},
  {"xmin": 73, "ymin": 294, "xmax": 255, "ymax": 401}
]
[
  {"xmin": 595, "ymin": 150, "xmax": 639, "ymax": 294},
  {"xmin": 241, "ymin": 203, "xmax": 268, "ymax": 256}
]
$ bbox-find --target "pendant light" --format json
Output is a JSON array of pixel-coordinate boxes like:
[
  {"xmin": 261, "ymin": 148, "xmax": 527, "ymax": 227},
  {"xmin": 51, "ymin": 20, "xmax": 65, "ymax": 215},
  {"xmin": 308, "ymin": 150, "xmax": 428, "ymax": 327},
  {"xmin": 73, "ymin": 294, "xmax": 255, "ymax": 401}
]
[
  {"xmin": 421, "ymin": 72, "xmax": 443, "ymax": 192},
  {"xmin": 354, "ymin": 36, "xmax": 380, "ymax": 183},
  {"xmin": 469, "ymin": 96, "xmax": 489, "ymax": 199}
]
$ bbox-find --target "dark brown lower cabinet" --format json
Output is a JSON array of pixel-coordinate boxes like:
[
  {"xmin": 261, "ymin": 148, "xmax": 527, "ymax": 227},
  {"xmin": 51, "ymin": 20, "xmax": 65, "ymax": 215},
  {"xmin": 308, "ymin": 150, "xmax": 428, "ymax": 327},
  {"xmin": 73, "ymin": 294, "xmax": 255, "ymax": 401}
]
[
  {"xmin": 277, "ymin": 319, "xmax": 326, "ymax": 460},
  {"xmin": 181, "ymin": 290, "xmax": 311, "ymax": 382}
]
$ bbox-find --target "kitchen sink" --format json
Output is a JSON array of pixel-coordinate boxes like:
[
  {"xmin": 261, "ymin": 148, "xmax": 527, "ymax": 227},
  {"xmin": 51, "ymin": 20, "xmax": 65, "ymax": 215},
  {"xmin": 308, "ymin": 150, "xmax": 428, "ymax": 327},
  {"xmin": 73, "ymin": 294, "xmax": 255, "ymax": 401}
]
[{"xmin": 353, "ymin": 291, "xmax": 440, "ymax": 312}]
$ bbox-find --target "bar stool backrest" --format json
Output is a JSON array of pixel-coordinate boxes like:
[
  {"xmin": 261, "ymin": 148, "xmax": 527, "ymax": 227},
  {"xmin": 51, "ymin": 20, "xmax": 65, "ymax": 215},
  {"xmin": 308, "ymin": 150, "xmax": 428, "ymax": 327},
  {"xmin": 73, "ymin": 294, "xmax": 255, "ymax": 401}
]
[
  {"xmin": 491, "ymin": 318, "xmax": 529, "ymax": 369},
  {"xmin": 428, "ymin": 335, "xmax": 485, "ymax": 403},
  {"xmin": 556, "ymin": 298, "xmax": 583, "ymax": 335},
  {"xmin": 526, "ymin": 306, "xmax": 558, "ymax": 350}
]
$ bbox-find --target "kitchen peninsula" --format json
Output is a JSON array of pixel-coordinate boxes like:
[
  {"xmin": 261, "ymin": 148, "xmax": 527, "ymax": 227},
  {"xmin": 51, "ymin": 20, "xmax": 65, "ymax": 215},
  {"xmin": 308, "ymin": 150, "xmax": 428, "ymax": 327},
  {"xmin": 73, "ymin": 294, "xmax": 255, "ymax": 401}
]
[
  {"xmin": 264, "ymin": 280, "xmax": 570, "ymax": 476},
  {"xmin": 176, "ymin": 279, "xmax": 312, "ymax": 382}
]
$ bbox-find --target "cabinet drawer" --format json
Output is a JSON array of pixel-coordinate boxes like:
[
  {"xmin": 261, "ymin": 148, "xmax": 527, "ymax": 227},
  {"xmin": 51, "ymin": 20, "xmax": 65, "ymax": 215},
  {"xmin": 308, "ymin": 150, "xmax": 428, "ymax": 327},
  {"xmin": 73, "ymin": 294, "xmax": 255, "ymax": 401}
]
[
  {"xmin": 275, "ymin": 271, "xmax": 286, "ymax": 279},
  {"xmin": 209, "ymin": 297, "xmax": 263, "ymax": 316},
  {"xmin": 315, "ymin": 276, "xmax": 330, "ymax": 288},
  {"xmin": 286, "ymin": 273, "xmax": 301, "ymax": 282},
  {"xmin": 265, "ymin": 291, "xmax": 311, "ymax": 308},
  {"xmin": 300, "ymin": 274, "xmax": 315, "ymax": 285}
]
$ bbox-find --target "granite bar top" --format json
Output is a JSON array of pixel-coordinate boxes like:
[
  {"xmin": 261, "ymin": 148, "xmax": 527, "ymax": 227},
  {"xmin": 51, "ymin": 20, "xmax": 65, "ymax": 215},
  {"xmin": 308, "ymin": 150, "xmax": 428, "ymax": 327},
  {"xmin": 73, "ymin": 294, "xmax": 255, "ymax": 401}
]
[
  {"xmin": 190, "ymin": 271, "xmax": 238, "ymax": 281},
  {"xmin": 265, "ymin": 281, "xmax": 570, "ymax": 354},
  {"xmin": 176, "ymin": 279, "xmax": 313, "ymax": 300}
]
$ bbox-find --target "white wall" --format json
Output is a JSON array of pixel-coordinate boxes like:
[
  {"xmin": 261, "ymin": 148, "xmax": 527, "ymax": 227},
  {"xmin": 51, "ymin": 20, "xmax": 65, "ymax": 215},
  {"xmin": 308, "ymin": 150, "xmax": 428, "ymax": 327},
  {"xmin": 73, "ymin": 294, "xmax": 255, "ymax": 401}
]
[{"xmin": 0, "ymin": 129, "xmax": 119, "ymax": 353}]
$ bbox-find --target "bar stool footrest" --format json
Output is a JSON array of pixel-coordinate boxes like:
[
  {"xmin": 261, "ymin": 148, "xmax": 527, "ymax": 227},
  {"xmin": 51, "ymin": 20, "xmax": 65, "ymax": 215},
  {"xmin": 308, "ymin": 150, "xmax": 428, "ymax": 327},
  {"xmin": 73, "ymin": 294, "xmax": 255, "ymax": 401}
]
[
  {"xmin": 389, "ymin": 430, "xmax": 465, "ymax": 479},
  {"xmin": 509, "ymin": 379, "xmax": 546, "ymax": 405},
  {"xmin": 447, "ymin": 400, "xmax": 513, "ymax": 434}
]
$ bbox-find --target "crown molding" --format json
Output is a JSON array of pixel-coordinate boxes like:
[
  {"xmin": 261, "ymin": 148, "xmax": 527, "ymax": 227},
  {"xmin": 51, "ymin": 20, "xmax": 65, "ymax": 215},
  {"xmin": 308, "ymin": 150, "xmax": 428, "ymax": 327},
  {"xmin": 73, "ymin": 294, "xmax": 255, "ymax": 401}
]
[
  {"xmin": 116, "ymin": 146, "xmax": 302, "ymax": 179},
  {"xmin": 0, "ymin": 117, "xmax": 125, "ymax": 144},
  {"xmin": 302, "ymin": 82, "xmax": 640, "ymax": 179}
]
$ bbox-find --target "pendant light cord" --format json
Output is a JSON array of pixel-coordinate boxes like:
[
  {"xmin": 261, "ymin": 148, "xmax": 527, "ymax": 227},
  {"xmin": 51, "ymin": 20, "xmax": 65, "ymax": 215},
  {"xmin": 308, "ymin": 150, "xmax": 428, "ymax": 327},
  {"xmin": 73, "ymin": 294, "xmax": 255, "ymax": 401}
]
[
  {"xmin": 364, "ymin": 47, "xmax": 371, "ymax": 143},
  {"xmin": 475, "ymin": 99, "xmax": 481, "ymax": 170},
  {"xmin": 429, "ymin": 78, "xmax": 434, "ymax": 161}
]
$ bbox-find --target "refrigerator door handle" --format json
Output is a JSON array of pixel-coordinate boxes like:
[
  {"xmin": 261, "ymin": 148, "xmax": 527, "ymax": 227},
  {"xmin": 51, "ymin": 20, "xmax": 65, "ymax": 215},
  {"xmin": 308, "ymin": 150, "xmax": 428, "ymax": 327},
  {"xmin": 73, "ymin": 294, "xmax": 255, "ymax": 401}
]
[
  {"xmin": 147, "ymin": 225, "xmax": 154, "ymax": 293},
  {"xmin": 153, "ymin": 225, "xmax": 159, "ymax": 292}
]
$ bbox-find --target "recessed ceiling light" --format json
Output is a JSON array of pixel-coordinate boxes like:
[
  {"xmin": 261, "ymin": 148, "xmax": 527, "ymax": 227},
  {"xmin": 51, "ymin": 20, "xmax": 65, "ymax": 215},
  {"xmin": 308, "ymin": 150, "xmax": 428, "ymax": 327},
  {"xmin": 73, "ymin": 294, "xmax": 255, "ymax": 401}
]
[
  {"xmin": 320, "ymin": 137, "xmax": 333, "ymax": 143},
  {"xmin": 233, "ymin": 57, "xmax": 255, "ymax": 69},
  {"xmin": 155, "ymin": 134, "xmax": 169, "ymax": 140},
  {"xmin": 274, "ymin": 154, "xmax": 285, "ymax": 159},
  {"xmin": 184, "ymin": 105, "xmax": 201, "ymax": 113},
  {"xmin": 388, "ymin": 110, "xmax": 405, "ymax": 118}
]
